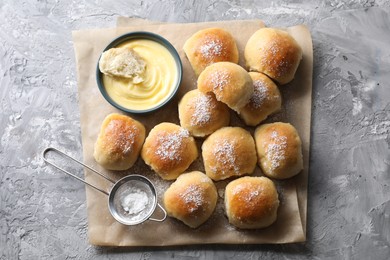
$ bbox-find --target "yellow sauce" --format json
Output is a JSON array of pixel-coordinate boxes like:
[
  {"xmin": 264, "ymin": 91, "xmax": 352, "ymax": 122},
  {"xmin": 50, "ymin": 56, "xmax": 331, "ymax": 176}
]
[{"xmin": 102, "ymin": 39, "xmax": 179, "ymax": 111}]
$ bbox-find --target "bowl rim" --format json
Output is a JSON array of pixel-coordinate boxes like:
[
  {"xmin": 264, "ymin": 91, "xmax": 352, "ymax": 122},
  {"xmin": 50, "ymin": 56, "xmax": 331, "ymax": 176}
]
[{"xmin": 96, "ymin": 31, "xmax": 183, "ymax": 114}]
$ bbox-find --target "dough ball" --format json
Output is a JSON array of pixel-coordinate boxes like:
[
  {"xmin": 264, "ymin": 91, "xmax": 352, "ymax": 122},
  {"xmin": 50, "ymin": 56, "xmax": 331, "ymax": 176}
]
[
  {"xmin": 141, "ymin": 123, "xmax": 198, "ymax": 180},
  {"xmin": 238, "ymin": 72, "xmax": 282, "ymax": 126},
  {"xmin": 198, "ymin": 62, "xmax": 253, "ymax": 112},
  {"xmin": 183, "ymin": 28, "xmax": 239, "ymax": 76},
  {"xmin": 254, "ymin": 122, "xmax": 303, "ymax": 179},
  {"xmin": 164, "ymin": 171, "xmax": 218, "ymax": 228},
  {"xmin": 245, "ymin": 28, "xmax": 302, "ymax": 85},
  {"xmin": 93, "ymin": 113, "xmax": 145, "ymax": 171},
  {"xmin": 202, "ymin": 127, "xmax": 257, "ymax": 181},
  {"xmin": 225, "ymin": 176, "xmax": 279, "ymax": 229},
  {"xmin": 178, "ymin": 89, "xmax": 230, "ymax": 137}
]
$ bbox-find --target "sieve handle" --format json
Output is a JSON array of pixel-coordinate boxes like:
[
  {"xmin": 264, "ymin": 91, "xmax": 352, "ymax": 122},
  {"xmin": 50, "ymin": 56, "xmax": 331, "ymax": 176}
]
[
  {"xmin": 42, "ymin": 147, "xmax": 116, "ymax": 196},
  {"xmin": 149, "ymin": 203, "xmax": 167, "ymax": 222}
]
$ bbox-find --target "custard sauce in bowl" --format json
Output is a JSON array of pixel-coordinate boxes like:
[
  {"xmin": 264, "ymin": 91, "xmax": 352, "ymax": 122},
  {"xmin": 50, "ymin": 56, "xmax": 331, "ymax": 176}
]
[{"xmin": 97, "ymin": 32, "xmax": 182, "ymax": 113}]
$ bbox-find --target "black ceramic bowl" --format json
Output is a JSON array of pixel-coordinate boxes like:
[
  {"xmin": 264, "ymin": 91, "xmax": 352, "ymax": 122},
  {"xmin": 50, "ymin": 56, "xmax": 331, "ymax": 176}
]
[{"xmin": 96, "ymin": 31, "xmax": 183, "ymax": 114}]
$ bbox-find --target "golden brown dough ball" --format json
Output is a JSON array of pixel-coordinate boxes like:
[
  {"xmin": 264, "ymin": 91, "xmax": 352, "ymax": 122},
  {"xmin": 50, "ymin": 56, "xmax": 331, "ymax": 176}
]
[
  {"xmin": 202, "ymin": 127, "xmax": 257, "ymax": 181},
  {"xmin": 254, "ymin": 122, "xmax": 303, "ymax": 179},
  {"xmin": 225, "ymin": 176, "xmax": 279, "ymax": 229},
  {"xmin": 238, "ymin": 72, "xmax": 282, "ymax": 126},
  {"xmin": 183, "ymin": 28, "xmax": 239, "ymax": 76},
  {"xmin": 197, "ymin": 62, "xmax": 253, "ymax": 112},
  {"xmin": 93, "ymin": 113, "xmax": 145, "ymax": 171},
  {"xmin": 178, "ymin": 89, "xmax": 230, "ymax": 137},
  {"xmin": 245, "ymin": 28, "xmax": 302, "ymax": 85},
  {"xmin": 141, "ymin": 123, "xmax": 198, "ymax": 180},
  {"xmin": 163, "ymin": 171, "xmax": 218, "ymax": 228}
]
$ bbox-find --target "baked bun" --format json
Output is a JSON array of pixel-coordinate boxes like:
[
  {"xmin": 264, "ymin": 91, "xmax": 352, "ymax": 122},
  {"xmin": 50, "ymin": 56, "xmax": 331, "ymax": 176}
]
[
  {"xmin": 197, "ymin": 62, "xmax": 253, "ymax": 112},
  {"xmin": 178, "ymin": 89, "xmax": 230, "ymax": 137},
  {"xmin": 225, "ymin": 176, "xmax": 279, "ymax": 229},
  {"xmin": 93, "ymin": 113, "xmax": 145, "ymax": 170},
  {"xmin": 99, "ymin": 47, "xmax": 145, "ymax": 83},
  {"xmin": 183, "ymin": 28, "xmax": 239, "ymax": 76},
  {"xmin": 202, "ymin": 127, "xmax": 257, "ymax": 181},
  {"xmin": 163, "ymin": 171, "xmax": 218, "ymax": 228},
  {"xmin": 141, "ymin": 123, "xmax": 198, "ymax": 180},
  {"xmin": 238, "ymin": 72, "xmax": 282, "ymax": 126},
  {"xmin": 254, "ymin": 122, "xmax": 303, "ymax": 179},
  {"xmin": 245, "ymin": 28, "xmax": 302, "ymax": 85}
]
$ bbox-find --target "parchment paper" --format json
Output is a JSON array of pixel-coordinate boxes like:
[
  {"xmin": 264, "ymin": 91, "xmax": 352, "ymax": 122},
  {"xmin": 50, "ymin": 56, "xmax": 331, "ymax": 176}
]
[{"xmin": 72, "ymin": 18, "xmax": 312, "ymax": 246}]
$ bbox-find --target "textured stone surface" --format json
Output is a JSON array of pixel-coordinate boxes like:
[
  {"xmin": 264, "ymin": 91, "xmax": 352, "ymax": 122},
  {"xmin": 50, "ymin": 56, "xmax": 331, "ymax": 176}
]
[{"xmin": 1, "ymin": 0, "xmax": 389, "ymax": 259}]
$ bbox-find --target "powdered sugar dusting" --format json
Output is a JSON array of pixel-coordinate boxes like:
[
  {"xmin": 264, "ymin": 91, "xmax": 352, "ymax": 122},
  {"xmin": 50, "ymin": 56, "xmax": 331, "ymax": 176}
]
[
  {"xmin": 262, "ymin": 39, "xmax": 292, "ymax": 77},
  {"xmin": 250, "ymin": 80, "xmax": 269, "ymax": 109},
  {"xmin": 155, "ymin": 128, "xmax": 190, "ymax": 161},
  {"xmin": 266, "ymin": 131, "xmax": 287, "ymax": 170},
  {"xmin": 200, "ymin": 38, "xmax": 224, "ymax": 60},
  {"xmin": 249, "ymin": 79, "xmax": 280, "ymax": 109},
  {"xmin": 190, "ymin": 94, "xmax": 215, "ymax": 126},
  {"xmin": 105, "ymin": 119, "xmax": 136, "ymax": 155},
  {"xmin": 201, "ymin": 176, "xmax": 212, "ymax": 183},
  {"xmin": 249, "ymin": 190, "xmax": 260, "ymax": 199},
  {"xmin": 232, "ymin": 184, "xmax": 263, "ymax": 203},
  {"xmin": 181, "ymin": 184, "xmax": 205, "ymax": 213},
  {"xmin": 210, "ymin": 70, "xmax": 230, "ymax": 93},
  {"xmin": 212, "ymin": 139, "xmax": 240, "ymax": 175}
]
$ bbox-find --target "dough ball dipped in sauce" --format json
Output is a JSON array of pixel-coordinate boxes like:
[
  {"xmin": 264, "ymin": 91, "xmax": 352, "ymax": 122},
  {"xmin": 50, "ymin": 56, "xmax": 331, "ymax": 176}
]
[{"xmin": 98, "ymin": 34, "xmax": 181, "ymax": 112}]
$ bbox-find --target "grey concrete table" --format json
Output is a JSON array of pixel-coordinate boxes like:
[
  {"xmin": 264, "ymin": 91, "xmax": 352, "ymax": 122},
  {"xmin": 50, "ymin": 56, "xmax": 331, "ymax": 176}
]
[{"xmin": 1, "ymin": 1, "xmax": 389, "ymax": 259}]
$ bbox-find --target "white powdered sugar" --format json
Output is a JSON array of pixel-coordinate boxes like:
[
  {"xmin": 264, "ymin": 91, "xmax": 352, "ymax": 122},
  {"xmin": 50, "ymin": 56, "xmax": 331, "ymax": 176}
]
[
  {"xmin": 250, "ymin": 80, "xmax": 269, "ymax": 109},
  {"xmin": 249, "ymin": 190, "xmax": 260, "ymax": 199},
  {"xmin": 201, "ymin": 176, "xmax": 212, "ymax": 183},
  {"xmin": 266, "ymin": 131, "xmax": 288, "ymax": 170},
  {"xmin": 200, "ymin": 38, "xmax": 223, "ymax": 59},
  {"xmin": 212, "ymin": 140, "xmax": 240, "ymax": 175},
  {"xmin": 232, "ymin": 184, "xmax": 263, "ymax": 203},
  {"xmin": 190, "ymin": 94, "xmax": 215, "ymax": 126},
  {"xmin": 181, "ymin": 184, "xmax": 205, "ymax": 213},
  {"xmin": 121, "ymin": 188, "xmax": 149, "ymax": 215},
  {"xmin": 106, "ymin": 119, "xmax": 136, "ymax": 154},
  {"xmin": 249, "ymin": 80, "xmax": 279, "ymax": 109},
  {"xmin": 210, "ymin": 70, "xmax": 230, "ymax": 92},
  {"xmin": 263, "ymin": 40, "xmax": 291, "ymax": 77},
  {"xmin": 155, "ymin": 128, "xmax": 190, "ymax": 161},
  {"xmin": 122, "ymin": 129, "xmax": 136, "ymax": 154},
  {"xmin": 115, "ymin": 180, "xmax": 155, "ymax": 223}
]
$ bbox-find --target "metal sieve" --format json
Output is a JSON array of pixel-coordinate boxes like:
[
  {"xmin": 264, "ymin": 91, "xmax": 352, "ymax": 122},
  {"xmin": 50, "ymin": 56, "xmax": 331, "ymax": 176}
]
[{"xmin": 42, "ymin": 147, "xmax": 166, "ymax": 225}]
